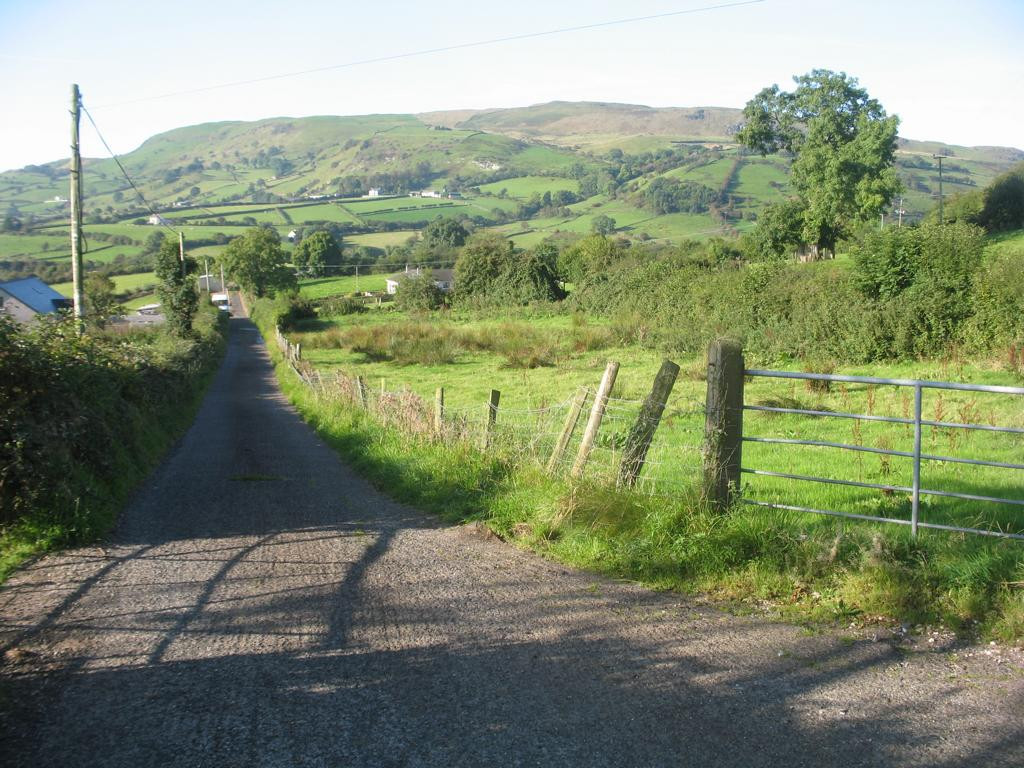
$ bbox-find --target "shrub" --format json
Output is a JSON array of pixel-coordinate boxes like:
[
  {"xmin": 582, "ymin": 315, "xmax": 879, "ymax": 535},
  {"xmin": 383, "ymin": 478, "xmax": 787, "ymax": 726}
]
[{"xmin": 394, "ymin": 271, "xmax": 444, "ymax": 312}]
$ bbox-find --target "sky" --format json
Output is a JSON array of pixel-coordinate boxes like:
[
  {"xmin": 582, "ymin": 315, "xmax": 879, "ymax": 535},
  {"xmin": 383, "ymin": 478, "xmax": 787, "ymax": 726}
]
[{"xmin": 1, "ymin": 0, "xmax": 1022, "ymax": 172}]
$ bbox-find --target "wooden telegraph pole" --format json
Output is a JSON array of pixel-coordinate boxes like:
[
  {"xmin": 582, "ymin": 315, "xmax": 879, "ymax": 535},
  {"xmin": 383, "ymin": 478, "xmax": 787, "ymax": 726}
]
[{"xmin": 69, "ymin": 84, "xmax": 85, "ymax": 326}]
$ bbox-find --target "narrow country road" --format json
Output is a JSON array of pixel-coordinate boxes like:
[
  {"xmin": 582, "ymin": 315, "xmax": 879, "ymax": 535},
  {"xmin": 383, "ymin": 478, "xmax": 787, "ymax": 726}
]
[{"xmin": 1, "ymin": 314, "xmax": 1021, "ymax": 768}]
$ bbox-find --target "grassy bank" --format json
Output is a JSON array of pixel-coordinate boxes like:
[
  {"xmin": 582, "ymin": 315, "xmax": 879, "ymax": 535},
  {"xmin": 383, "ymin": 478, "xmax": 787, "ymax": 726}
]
[
  {"xmin": 0, "ymin": 306, "xmax": 226, "ymax": 581},
  {"xmin": 252, "ymin": 298, "xmax": 1024, "ymax": 643}
]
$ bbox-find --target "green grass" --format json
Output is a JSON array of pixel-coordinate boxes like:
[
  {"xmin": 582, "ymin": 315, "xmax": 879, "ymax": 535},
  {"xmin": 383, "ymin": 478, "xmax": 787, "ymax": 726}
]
[
  {"xmin": 299, "ymin": 273, "xmax": 388, "ymax": 299},
  {"xmin": 52, "ymin": 271, "xmax": 157, "ymax": 297},
  {"xmin": 476, "ymin": 176, "xmax": 578, "ymax": 199},
  {"xmin": 253, "ymin": 299, "xmax": 1024, "ymax": 641},
  {"xmin": 346, "ymin": 231, "xmax": 419, "ymax": 248}
]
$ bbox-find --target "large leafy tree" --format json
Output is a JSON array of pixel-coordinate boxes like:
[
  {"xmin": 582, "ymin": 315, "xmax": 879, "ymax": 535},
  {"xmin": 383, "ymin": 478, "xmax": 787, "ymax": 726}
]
[
  {"xmin": 293, "ymin": 230, "xmax": 341, "ymax": 277},
  {"xmin": 738, "ymin": 69, "xmax": 901, "ymax": 258},
  {"xmin": 221, "ymin": 226, "xmax": 297, "ymax": 298},
  {"xmin": 423, "ymin": 217, "xmax": 468, "ymax": 249},
  {"xmin": 155, "ymin": 239, "xmax": 199, "ymax": 337}
]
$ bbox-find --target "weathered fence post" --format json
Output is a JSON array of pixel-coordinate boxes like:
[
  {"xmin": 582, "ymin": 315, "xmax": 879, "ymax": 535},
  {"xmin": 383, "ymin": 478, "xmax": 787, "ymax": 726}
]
[
  {"xmin": 434, "ymin": 387, "xmax": 445, "ymax": 437},
  {"xmin": 294, "ymin": 342, "xmax": 301, "ymax": 362},
  {"xmin": 481, "ymin": 389, "xmax": 501, "ymax": 451},
  {"xmin": 547, "ymin": 387, "xmax": 590, "ymax": 474},
  {"xmin": 702, "ymin": 339, "xmax": 744, "ymax": 510},
  {"xmin": 356, "ymin": 376, "xmax": 369, "ymax": 410},
  {"xmin": 571, "ymin": 361, "xmax": 620, "ymax": 478},
  {"xmin": 618, "ymin": 359, "xmax": 680, "ymax": 488}
]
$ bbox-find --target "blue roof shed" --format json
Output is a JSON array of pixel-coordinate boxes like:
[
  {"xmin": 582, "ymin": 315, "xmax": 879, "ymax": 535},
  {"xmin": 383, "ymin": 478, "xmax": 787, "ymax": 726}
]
[{"xmin": 0, "ymin": 277, "xmax": 72, "ymax": 315}]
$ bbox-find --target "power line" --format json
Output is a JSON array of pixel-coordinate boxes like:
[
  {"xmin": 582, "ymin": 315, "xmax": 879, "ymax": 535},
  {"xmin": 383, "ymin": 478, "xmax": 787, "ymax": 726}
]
[
  {"xmin": 80, "ymin": 101, "xmax": 180, "ymax": 237},
  {"xmin": 94, "ymin": 0, "xmax": 766, "ymax": 109}
]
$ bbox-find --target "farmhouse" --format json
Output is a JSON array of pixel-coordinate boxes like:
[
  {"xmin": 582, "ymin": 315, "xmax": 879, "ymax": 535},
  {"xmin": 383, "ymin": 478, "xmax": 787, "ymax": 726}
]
[
  {"xmin": 367, "ymin": 188, "xmax": 385, "ymax": 197},
  {"xmin": 385, "ymin": 267, "xmax": 455, "ymax": 295},
  {"xmin": 148, "ymin": 214, "xmax": 169, "ymax": 226},
  {"xmin": 0, "ymin": 276, "xmax": 72, "ymax": 323}
]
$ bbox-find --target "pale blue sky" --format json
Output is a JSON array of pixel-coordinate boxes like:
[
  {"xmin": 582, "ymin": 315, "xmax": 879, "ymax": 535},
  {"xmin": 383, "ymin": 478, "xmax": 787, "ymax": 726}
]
[{"xmin": 1, "ymin": 0, "xmax": 1021, "ymax": 171}]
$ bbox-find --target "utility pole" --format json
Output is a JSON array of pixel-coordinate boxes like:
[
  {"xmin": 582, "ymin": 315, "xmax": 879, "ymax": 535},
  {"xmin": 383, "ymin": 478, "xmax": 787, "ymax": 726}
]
[
  {"xmin": 932, "ymin": 154, "xmax": 946, "ymax": 224},
  {"xmin": 204, "ymin": 257, "xmax": 210, "ymax": 292},
  {"xmin": 179, "ymin": 232, "xmax": 186, "ymax": 279},
  {"xmin": 880, "ymin": 213, "xmax": 885, "ymax": 230},
  {"xmin": 220, "ymin": 261, "xmax": 226, "ymax": 294},
  {"xmin": 897, "ymin": 196, "xmax": 905, "ymax": 228},
  {"xmin": 69, "ymin": 84, "xmax": 85, "ymax": 326}
]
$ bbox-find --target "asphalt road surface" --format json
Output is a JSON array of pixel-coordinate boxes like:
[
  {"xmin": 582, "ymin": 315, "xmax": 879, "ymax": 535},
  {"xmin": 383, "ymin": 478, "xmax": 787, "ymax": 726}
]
[{"xmin": 2, "ymin": 314, "xmax": 1022, "ymax": 767}]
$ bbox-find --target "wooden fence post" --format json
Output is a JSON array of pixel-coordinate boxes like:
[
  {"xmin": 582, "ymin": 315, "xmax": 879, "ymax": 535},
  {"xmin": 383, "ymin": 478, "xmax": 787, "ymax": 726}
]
[
  {"xmin": 546, "ymin": 387, "xmax": 589, "ymax": 474},
  {"xmin": 618, "ymin": 359, "xmax": 680, "ymax": 488},
  {"xmin": 702, "ymin": 339, "xmax": 744, "ymax": 510},
  {"xmin": 434, "ymin": 387, "xmax": 445, "ymax": 437},
  {"xmin": 480, "ymin": 389, "xmax": 501, "ymax": 451},
  {"xmin": 571, "ymin": 361, "xmax": 620, "ymax": 478},
  {"xmin": 356, "ymin": 376, "xmax": 369, "ymax": 410},
  {"xmin": 294, "ymin": 343, "xmax": 301, "ymax": 362}
]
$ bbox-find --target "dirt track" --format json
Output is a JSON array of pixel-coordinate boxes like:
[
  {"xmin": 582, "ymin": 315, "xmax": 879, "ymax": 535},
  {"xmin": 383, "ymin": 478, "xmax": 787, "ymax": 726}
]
[{"xmin": 1, "ymin": 315, "xmax": 1022, "ymax": 767}]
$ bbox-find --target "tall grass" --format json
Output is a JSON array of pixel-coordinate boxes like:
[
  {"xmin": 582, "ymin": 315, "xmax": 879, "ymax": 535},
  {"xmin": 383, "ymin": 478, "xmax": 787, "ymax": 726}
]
[{"xmin": 293, "ymin": 318, "xmax": 616, "ymax": 368}]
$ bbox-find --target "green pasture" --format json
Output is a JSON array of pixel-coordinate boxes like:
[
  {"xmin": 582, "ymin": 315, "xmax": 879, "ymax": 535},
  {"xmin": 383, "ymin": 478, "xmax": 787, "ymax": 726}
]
[
  {"xmin": 665, "ymin": 157, "xmax": 736, "ymax": 187},
  {"xmin": 361, "ymin": 205, "xmax": 471, "ymax": 224},
  {"xmin": 52, "ymin": 270, "xmax": 157, "ymax": 297},
  {"xmin": 346, "ymin": 231, "xmax": 419, "ymax": 248},
  {"xmin": 476, "ymin": 176, "xmax": 578, "ymax": 199},
  {"xmin": 732, "ymin": 158, "xmax": 790, "ymax": 201},
  {"xmin": 298, "ymin": 273, "xmax": 389, "ymax": 299},
  {"xmin": 290, "ymin": 310, "xmax": 1024, "ymax": 538}
]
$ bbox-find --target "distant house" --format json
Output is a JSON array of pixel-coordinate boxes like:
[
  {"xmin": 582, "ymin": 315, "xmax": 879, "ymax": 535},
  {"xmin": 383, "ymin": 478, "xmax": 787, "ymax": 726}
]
[
  {"xmin": 385, "ymin": 267, "xmax": 455, "ymax": 295},
  {"xmin": 420, "ymin": 189, "xmax": 443, "ymax": 199},
  {"xmin": 148, "ymin": 214, "xmax": 169, "ymax": 226},
  {"xmin": 367, "ymin": 188, "xmax": 384, "ymax": 197},
  {"xmin": 0, "ymin": 277, "xmax": 72, "ymax": 323}
]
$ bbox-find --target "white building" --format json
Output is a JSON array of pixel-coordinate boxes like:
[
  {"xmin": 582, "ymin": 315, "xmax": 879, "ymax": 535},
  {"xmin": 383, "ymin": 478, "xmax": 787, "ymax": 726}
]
[{"xmin": 385, "ymin": 267, "xmax": 455, "ymax": 295}]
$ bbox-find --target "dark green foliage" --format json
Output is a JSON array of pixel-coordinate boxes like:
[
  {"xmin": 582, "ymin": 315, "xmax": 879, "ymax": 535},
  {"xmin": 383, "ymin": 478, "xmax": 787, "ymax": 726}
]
[
  {"xmin": 852, "ymin": 226, "xmax": 920, "ymax": 299},
  {"xmin": 155, "ymin": 239, "xmax": 199, "ymax": 337},
  {"xmin": 423, "ymin": 217, "xmax": 469, "ymax": 249},
  {"xmin": 221, "ymin": 226, "xmax": 297, "ymax": 298},
  {"xmin": 572, "ymin": 224, "xmax": 1010, "ymax": 362},
  {"xmin": 293, "ymin": 230, "xmax": 341, "ymax": 277},
  {"xmin": 748, "ymin": 200, "xmax": 805, "ymax": 260},
  {"xmin": 642, "ymin": 177, "xmax": 720, "ymax": 215},
  {"xmin": 272, "ymin": 295, "xmax": 317, "ymax": 331},
  {"xmin": 557, "ymin": 235, "xmax": 623, "ymax": 283},
  {"xmin": 455, "ymin": 233, "xmax": 564, "ymax": 307},
  {"xmin": 591, "ymin": 214, "xmax": 617, "ymax": 235},
  {"xmin": 394, "ymin": 270, "xmax": 445, "ymax": 312},
  {"xmin": 0, "ymin": 309, "xmax": 224, "ymax": 572},
  {"xmin": 975, "ymin": 164, "xmax": 1024, "ymax": 232},
  {"xmin": 83, "ymin": 273, "xmax": 120, "ymax": 328},
  {"xmin": 739, "ymin": 69, "xmax": 901, "ymax": 257}
]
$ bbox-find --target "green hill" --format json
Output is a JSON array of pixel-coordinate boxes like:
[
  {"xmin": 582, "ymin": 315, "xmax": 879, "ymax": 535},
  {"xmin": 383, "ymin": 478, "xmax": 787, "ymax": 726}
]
[{"xmin": 2, "ymin": 102, "xmax": 1021, "ymax": 283}]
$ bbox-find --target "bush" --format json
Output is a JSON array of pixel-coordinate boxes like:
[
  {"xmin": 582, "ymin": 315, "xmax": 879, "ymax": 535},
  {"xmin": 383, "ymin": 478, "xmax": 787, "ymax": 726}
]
[
  {"xmin": 394, "ymin": 271, "xmax": 445, "ymax": 312},
  {"xmin": 0, "ymin": 307, "xmax": 225, "ymax": 574}
]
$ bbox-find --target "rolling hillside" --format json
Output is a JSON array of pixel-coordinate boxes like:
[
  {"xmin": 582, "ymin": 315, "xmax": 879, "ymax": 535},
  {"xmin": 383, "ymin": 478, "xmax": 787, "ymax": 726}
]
[{"xmin": 2, "ymin": 101, "xmax": 1021, "ymax": 293}]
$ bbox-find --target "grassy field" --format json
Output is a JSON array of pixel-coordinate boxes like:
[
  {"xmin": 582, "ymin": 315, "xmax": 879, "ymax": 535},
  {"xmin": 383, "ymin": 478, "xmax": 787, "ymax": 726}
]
[
  {"xmin": 52, "ymin": 271, "xmax": 157, "ymax": 297},
  {"xmin": 257, "ymin": 300, "xmax": 1024, "ymax": 640},
  {"xmin": 298, "ymin": 273, "xmax": 389, "ymax": 299},
  {"xmin": 476, "ymin": 175, "xmax": 578, "ymax": 199},
  {"xmin": 289, "ymin": 310, "xmax": 1024, "ymax": 540},
  {"xmin": 346, "ymin": 231, "xmax": 418, "ymax": 248}
]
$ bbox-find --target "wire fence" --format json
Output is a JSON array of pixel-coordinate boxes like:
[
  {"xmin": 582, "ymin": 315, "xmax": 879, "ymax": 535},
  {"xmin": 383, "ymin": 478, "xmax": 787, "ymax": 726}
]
[
  {"xmin": 277, "ymin": 328, "xmax": 705, "ymax": 496},
  {"xmin": 276, "ymin": 328, "xmax": 1024, "ymax": 540}
]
